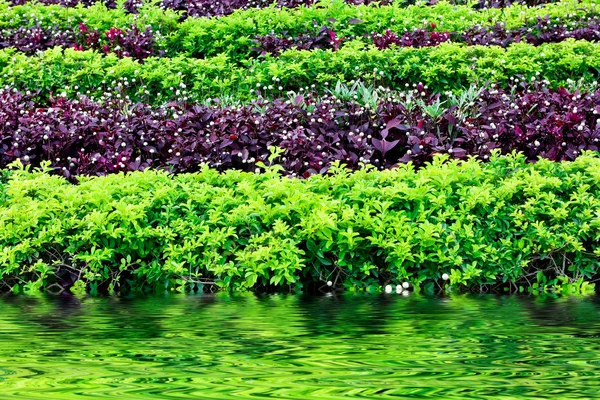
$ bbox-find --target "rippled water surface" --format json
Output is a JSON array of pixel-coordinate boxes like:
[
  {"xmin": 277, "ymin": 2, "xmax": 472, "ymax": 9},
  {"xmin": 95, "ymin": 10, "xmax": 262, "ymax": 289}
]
[{"xmin": 1, "ymin": 294, "xmax": 600, "ymax": 399}]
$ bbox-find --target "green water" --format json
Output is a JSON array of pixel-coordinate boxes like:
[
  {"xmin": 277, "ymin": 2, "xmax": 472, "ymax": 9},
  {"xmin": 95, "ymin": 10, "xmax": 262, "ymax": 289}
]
[{"xmin": 1, "ymin": 293, "xmax": 600, "ymax": 399}]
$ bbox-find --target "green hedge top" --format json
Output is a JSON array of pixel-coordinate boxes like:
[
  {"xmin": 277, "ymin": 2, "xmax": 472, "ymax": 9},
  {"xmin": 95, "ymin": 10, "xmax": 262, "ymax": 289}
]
[
  {"xmin": 1, "ymin": 39, "xmax": 599, "ymax": 103},
  {"xmin": 1, "ymin": 152, "xmax": 600, "ymax": 295},
  {"xmin": 0, "ymin": 0, "xmax": 595, "ymax": 62}
]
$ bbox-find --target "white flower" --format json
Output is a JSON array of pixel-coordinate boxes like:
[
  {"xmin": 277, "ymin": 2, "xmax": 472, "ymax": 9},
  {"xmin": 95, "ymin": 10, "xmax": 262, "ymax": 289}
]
[
  {"xmin": 384, "ymin": 284, "xmax": 393, "ymax": 293},
  {"xmin": 326, "ymin": 281, "xmax": 333, "ymax": 287},
  {"xmin": 442, "ymin": 273, "xmax": 449, "ymax": 281},
  {"xmin": 402, "ymin": 281, "xmax": 410, "ymax": 289},
  {"xmin": 396, "ymin": 285, "xmax": 403, "ymax": 294}
]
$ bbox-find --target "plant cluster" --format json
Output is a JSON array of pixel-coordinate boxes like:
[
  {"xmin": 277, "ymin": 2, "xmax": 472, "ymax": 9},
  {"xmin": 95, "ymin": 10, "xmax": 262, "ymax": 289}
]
[
  {"xmin": 0, "ymin": 22, "xmax": 157, "ymax": 61},
  {"xmin": 1, "ymin": 153, "xmax": 599, "ymax": 294},
  {"xmin": 0, "ymin": 23, "xmax": 75, "ymax": 54},
  {"xmin": 75, "ymin": 23, "xmax": 159, "ymax": 61},
  {"xmin": 2, "ymin": 82, "xmax": 600, "ymax": 179},
  {"xmin": 369, "ymin": 23, "xmax": 451, "ymax": 50},
  {"xmin": 253, "ymin": 26, "xmax": 345, "ymax": 56}
]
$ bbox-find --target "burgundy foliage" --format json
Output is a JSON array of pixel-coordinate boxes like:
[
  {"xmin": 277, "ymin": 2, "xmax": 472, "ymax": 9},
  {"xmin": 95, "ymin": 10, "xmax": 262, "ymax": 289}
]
[
  {"xmin": 0, "ymin": 24, "xmax": 76, "ymax": 54},
  {"xmin": 462, "ymin": 16, "xmax": 600, "ymax": 47},
  {"xmin": 370, "ymin": 23, "xmax": 451, "ymax": 50},
  {"xmin": 252, "ymin": 26, "xmax": 346, "ymax": 56},
  {"xmin": 1, "ymin": 83, "xmax": 600, "ymax": 179},
  {"xmin": 474, "ymin": 0, "xmax": 556, "ymax": 9},
  {"xmin": 75, "ymin": 24, "xmax": 159, "ymax": 61},
  {"xmin": 0, "ymin": 22, "xmax": 157, "ymax": 61}
]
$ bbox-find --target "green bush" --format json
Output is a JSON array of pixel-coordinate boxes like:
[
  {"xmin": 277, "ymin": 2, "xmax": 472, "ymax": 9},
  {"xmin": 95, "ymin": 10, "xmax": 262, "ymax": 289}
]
[
  {"xmin": 0, "ymin": 0, "xmax": 594, "ymax": 62},
  {"xmin": 1, "ymin": 152, "xmax": 599, "ymax": 295},
  {"xmin": 2, "ymin": 39, "xmax": 599, "ymax": 103}
]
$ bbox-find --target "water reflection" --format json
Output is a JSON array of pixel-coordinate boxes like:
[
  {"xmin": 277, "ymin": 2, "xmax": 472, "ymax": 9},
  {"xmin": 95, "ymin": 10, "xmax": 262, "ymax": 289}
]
[{"xmin": 0, "ymin": 293, "xmax": 599, "ymax": 398}]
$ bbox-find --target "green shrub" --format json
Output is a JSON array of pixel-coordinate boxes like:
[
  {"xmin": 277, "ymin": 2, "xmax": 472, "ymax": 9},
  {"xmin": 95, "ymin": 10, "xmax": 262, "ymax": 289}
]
[
  {"xmin": 1, "ymin": 40, "xmax": 599, "ymax": 103},
  {"xmin": 1, "ymin": 152, "xmax": 599, "ymax": 295}
]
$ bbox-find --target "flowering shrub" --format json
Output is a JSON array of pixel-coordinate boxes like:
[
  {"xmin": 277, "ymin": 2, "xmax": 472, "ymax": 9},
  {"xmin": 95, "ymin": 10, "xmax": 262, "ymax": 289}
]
[
  {"xmin": 2, "ymin": 82, "xmax": 600, "ymax": 179},
  {"xmin": 1, "ymin": 153, "xmax": 599, "ymax": 294}
]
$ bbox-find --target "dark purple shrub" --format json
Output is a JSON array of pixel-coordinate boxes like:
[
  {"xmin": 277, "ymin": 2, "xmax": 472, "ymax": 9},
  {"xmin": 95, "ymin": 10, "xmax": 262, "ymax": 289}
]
[
  {"xmin": 0, "ymin": 25, "xmax": 76, "ymax": 54},
  {"xmin": 0, "ymin": 21, "xmax": 157, "ymax": 61},
  {"xmin": 370, "ymin": 23, "xmax": 451, "ymax": 50},
  {"xmin": 253, "ymin": 26, "xmax": 343, "ymax": 56},
  {"xmin": 462, "ymin": 16, "xmax": 600, "ymax": 47},
  {"xmin": 2, "ymin": 82, "xmax": 600, "ymax": 180},
  {"xmin": 460, "ymin": 23, "xmax": 523, "ymax": 47},
  {"xmin": 474, "ymin": 0, "xmax": 557, "ymax": 9},
  {"xmin": 75, "ymin": 24, "xmax": 159, "ymax": 61}
]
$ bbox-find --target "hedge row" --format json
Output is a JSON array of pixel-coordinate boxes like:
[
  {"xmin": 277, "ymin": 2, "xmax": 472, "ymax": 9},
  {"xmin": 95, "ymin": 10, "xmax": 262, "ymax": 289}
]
[
  {"xmin": 0, "ymin": 0, "xmax": 594, "ymax": 61},
  {"xmin": 5, "ymin": 0, "xmax": 562, "ymax": 18},
  {"xmin": 2, "ymin": 83, "xmax": 600, "ymax": 179},
  {"xmin": 1, "ymin": 153, "xmax": 599, "ymax": 294},
  {"xmin": 1, "ymin": 40, "xmax": 600, "ymax": 102},
  {"xmin": 5, "ymin": 12, "xmax": 600, "ymax": 60},
  {"xmin": 8, "ymin": 0, "xmax": 394, "ymax": 19}
]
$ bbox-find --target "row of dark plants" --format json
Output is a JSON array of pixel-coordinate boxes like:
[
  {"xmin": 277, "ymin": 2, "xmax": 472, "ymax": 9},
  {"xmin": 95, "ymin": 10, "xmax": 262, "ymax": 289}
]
[
  {"xmin": 253, "ymin": 15, "xmax": 600, "ymax": 55},
  {"xmin": 6, "ymin": 0, "xmax": 556, "ymax": 19},
  {"xmin": 0, "ymin": 23, "xmax": 157, "ymax": 61},
  {"xmin": 1, "ymin": 82, "xmax": 599, "ymax": 179}
]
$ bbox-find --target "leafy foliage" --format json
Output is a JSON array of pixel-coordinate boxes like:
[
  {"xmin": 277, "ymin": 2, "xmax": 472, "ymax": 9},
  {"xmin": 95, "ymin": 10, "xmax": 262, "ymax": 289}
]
[
  {"xmin": 2, "ymin": 82, "xmax": 600, "ymax": 180},
  {"xmin": 2, "ymin": 40, "xmax": 600, "ymax": 103},
  {"xmin": 0, "ymin": 22, "xmax": 158, "ymax": 61},
  {"xmin": 0, "ymin": 0, "xmax": 595, "ymax": 63},
  {"xmin": 1, "ymin": 153, "xmax": 599, "ymax": 295},
  {"xmin": 4, "ymin": 0, "xmax": 554, "ymax": 19}
]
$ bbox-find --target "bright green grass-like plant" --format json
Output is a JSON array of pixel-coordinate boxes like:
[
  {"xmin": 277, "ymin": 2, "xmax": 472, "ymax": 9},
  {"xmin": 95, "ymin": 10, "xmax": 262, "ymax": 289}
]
[{"xmin": 1, "ymin": 151, "xmax": 599, "ymax": 295}]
